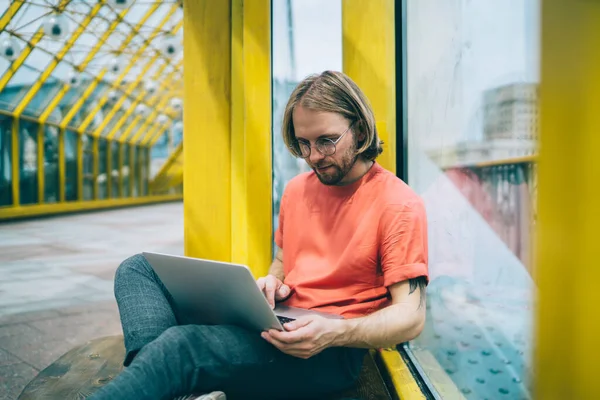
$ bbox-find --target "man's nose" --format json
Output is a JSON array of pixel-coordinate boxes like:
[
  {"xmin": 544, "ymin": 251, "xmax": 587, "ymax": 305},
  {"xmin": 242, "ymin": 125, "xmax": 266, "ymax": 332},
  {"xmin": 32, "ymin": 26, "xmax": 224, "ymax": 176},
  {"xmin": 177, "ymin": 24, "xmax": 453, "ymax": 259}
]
[{"xmin": 308, "ymin": 147, "xmax": 325, "ymax": 165}]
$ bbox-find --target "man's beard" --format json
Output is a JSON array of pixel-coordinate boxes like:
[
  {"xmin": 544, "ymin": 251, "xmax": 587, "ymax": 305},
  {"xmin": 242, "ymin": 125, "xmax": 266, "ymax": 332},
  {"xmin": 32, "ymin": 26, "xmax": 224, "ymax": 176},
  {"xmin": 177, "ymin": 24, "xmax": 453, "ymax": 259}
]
[{"xmin": 313, "ymin": 149, "xmax": 358, "ymax": 186}]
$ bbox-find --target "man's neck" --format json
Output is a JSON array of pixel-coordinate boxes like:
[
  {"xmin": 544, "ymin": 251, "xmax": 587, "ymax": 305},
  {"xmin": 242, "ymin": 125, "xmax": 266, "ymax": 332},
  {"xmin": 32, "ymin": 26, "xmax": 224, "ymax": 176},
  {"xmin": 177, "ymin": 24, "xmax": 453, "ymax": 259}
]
[{"xmin": 338, "ymin": 159, "xmax": 374, "ymax": 186}]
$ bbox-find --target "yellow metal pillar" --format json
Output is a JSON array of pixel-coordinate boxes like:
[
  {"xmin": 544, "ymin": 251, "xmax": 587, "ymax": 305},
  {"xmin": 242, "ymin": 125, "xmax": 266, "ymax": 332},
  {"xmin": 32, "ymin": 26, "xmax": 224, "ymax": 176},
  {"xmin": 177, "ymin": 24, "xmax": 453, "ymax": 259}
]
[
  {"xmin": 342, "ymin": 0, "xmax": 396, "ymax": 173},
  {"xmin": 535, "ymin": 1, "xmax": 600, "ymax": 398},
  {"xmin": 230, "ymin": 0, "xmax": 272, "ymax": 275},
  {"xmin": 183, "ymin": 0, "xmax": 272, "ymax": 273},
  {"xmin": 183, "ymin": 0, "xmax": 232, "ymax": 260}
]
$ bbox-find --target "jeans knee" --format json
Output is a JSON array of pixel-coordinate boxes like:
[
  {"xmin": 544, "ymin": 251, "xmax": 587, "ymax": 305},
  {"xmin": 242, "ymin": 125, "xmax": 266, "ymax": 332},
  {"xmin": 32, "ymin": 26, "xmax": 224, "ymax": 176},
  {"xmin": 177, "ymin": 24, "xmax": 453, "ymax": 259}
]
[
  {"xmin": 157, "ymin": 326, "xmax": 202, "ymax": 358},
  {"xmin": 115, "ymin": 254, "xmax": 151, "ymax": 280},
  {"xmin": 114, "ymin": 254, "xmax": 153, "ymax": 293}
]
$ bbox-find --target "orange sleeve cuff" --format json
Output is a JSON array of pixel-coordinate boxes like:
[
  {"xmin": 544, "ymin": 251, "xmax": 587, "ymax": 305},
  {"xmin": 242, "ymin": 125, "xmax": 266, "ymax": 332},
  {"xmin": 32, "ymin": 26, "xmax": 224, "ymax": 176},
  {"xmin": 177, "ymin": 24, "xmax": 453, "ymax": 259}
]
[{"xmin": 383, "ymin": 263, "xmax": 429, "ymax": 287}]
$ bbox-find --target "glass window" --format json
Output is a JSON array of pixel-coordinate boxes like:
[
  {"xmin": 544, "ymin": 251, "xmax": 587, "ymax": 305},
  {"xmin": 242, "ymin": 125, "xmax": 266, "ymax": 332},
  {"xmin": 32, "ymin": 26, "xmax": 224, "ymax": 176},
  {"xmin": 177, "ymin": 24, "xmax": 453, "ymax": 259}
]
[
  {"xmin": 97, "ymin": 137, "xmax": 107, "ymax": 199},
  {"xmin": 131, "ymin": 144, "xmax": 139, "ymax": 197},
  {"xmin": 82, "ymin": 134, "xmax": 94, "ymax": 201},
  {"xmin": 404, "ymin": 1, "xmax": 539, "ymax": 398},
  {"xmin": 271, "ymin": 0, "xmax": 343, "ymax": 252},
  {"xmin": 111, "ymin": 140, "xmax": 119, "ymax": 198},
  {"xmin": 65, "ymin": 129, "xmax": 78, "ymax": 201},
  {"xmin": 0, "ymin": 116, "xmax": 12, "ymax": 206},
  {"xmin": 44, "ymin": 125, "xmax": 59, "ymax": 203},
  {"xmin": 123, "ymin": 143, "xmax": 131, "ymax": 197},
  {"xmin": 19, "ymin": 119, "xmax": 38, "ymax": 205}
]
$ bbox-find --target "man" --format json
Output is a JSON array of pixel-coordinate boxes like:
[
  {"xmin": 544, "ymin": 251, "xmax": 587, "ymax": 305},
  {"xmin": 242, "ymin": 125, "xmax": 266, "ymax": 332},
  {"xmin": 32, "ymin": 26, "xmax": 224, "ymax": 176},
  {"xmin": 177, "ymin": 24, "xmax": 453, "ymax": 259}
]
[{"xmin": 90, "ymin": 71, "xmax": 428, "ymax": 400}]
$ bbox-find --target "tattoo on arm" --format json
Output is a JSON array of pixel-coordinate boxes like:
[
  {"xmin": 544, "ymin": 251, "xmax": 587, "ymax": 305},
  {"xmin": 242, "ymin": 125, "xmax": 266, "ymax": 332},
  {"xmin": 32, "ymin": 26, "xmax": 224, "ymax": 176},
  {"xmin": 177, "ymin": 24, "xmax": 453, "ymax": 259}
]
[{"xmin": 408, "ymin": 276, "xmax": 427, "ymax": 309}]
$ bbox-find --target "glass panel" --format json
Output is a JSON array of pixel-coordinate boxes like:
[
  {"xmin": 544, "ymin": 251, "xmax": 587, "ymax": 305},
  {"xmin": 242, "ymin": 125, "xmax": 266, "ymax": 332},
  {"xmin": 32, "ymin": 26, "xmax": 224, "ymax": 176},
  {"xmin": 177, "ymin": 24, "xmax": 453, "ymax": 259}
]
[
  {"xmin": 0, "ymin": 116, "xmax": 12, "ymax": 206},
  {"xmin": 44, "ymin": 125, "xmax": 59, "ymax": 203},
  {"xmin": 405, "ymin": 1, "xmax": 539, "ymax": 398},
  {"xmin": 97, "ymin": 137, "xmax": 107, "ymax": 200},
  {"xmin": 18, "ymin": 119, "xmax": 38, "ymax": 205},
  {"xmin": 82, "ymin": 134, "xmax": 94, "ymax": 201},
  {"xmin": 132, "ymin": 144, "xmax": 139, "ymax": 197},
  {"xmin": 65, "ymin": 129, "xmax": 78, "ymax": 201},
  {"xmin": 271, "ymin": 0, "xmax": 343, "ymax": 252},
  {"xmin": 111, "ymin": 140, "xmax": 119, "ymax": 198},
  {"xmin": 123, "ymin": 143, "xmax": 130, "ymax": 197}
]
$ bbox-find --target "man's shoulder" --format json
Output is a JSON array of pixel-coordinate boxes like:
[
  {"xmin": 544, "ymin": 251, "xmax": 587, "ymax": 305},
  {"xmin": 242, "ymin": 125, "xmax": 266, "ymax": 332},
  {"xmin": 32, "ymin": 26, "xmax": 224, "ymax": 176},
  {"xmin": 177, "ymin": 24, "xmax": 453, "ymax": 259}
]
[{"xmin": 371, "ymin": 168, "xmax": 425, "ymax": 212}]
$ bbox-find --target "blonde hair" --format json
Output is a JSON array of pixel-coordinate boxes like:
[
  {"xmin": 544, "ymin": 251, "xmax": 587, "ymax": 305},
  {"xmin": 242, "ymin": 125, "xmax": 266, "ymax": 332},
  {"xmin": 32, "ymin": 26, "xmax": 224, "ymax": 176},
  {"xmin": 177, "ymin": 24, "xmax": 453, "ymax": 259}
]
[{"xmin": 282, "ymin": 70, "xmax": 383, "ymax": 160}]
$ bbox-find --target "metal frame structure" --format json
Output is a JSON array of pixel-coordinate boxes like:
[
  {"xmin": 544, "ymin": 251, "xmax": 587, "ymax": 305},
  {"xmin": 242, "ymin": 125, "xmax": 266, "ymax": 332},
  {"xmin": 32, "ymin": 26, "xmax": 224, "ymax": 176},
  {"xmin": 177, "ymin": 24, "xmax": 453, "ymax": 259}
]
[{"xmin": 0, "ymin": 1, "xmax": 184, "ymax": 220}]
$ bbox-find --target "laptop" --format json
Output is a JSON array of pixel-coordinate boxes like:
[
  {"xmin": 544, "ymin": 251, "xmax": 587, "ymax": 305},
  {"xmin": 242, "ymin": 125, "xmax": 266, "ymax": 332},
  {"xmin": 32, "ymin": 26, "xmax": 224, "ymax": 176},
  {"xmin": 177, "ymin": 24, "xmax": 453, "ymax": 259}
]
[{"xmin": 142, "ymin": 252, "xmax": 343, "ymax": 332}]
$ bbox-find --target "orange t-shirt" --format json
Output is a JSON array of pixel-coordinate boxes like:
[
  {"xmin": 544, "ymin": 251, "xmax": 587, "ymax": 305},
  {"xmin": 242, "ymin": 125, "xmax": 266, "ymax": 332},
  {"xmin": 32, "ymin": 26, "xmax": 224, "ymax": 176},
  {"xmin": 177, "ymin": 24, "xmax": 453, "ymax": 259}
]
[{"xmin": 275, "ymin": 162, "xmax": 428, "ymax": 319}]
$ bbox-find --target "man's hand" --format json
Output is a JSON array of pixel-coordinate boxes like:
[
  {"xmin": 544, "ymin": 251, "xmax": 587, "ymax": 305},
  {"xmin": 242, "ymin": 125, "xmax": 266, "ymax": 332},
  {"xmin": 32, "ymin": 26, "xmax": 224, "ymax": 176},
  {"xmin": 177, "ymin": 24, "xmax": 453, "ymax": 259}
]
[
  {"xmin": 256, "ymin": 274, "xmax": 290, "ymax": 309},
  {"xmin": 261, "ymin": 315, "xmax": 342, "ymax": 359}
]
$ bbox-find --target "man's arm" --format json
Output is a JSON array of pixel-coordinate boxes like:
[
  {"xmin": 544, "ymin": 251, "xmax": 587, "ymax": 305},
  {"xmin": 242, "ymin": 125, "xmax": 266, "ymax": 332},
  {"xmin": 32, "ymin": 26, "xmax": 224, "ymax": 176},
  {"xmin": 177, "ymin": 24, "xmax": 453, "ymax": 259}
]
[
  {"xmin": 332, "ymin": 276, "xmax": 427, "ymax": 348},
  {"xmin": 268, "ymin": 247, "xmax": 285, "ymax": 281},
  {"xmin": 263, "ymin": 276, "xmax": 427, "ymax": 357}
]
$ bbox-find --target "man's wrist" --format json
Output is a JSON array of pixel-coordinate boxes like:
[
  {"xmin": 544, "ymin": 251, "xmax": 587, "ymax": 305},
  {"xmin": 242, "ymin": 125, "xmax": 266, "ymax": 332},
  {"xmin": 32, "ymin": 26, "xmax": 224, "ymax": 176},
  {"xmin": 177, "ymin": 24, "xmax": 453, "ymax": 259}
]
[{"xmin": 330, "ymin": 318, "xmax": 358, "ymax": 347}]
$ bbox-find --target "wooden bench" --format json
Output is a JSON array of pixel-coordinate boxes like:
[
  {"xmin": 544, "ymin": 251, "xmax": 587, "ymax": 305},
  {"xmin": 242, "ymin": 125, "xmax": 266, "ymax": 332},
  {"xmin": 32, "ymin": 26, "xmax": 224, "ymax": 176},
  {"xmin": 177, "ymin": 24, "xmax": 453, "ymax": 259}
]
[{"xmin": 18, "ymin": 335, "xmax": 393, "ymax": 399}]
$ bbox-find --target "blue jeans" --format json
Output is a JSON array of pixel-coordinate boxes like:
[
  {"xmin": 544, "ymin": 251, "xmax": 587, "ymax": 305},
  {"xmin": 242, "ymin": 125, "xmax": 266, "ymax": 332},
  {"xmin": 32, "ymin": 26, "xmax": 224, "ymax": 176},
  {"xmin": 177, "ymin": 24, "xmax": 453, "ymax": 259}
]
[{"xmin": 88, "ymin": 254, "xmax": 366, "ymax": 400}]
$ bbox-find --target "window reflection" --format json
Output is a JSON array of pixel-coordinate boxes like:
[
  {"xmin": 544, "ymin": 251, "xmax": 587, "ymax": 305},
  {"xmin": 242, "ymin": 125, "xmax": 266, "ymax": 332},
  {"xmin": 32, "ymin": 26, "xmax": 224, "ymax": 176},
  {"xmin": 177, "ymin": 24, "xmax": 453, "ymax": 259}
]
[
  {"xmin": 0, "ymin": 116, "xmax": 12, "ymax": 206},
  {"xmin": 405, "ymin": 1, "xmax": 539, "ymax": 398},
  {"xmin": 19, "ymin": 120, "xmax": 38, "ymax": 205}
]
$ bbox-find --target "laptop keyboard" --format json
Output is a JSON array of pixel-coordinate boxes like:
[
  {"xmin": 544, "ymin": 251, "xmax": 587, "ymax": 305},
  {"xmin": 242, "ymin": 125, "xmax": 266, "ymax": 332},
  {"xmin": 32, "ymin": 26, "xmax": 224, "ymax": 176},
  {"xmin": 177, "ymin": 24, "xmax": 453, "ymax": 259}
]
[{"xmin": 277, "ymin": 316, "xmax": 296, "ymax": 324}]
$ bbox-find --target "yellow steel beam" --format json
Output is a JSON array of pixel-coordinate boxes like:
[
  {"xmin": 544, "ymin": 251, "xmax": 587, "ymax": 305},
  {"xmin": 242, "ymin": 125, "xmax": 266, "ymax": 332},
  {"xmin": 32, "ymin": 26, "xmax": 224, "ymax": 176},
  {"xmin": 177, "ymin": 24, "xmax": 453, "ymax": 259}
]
[
  {"xmin": 150, "ymin": 142, "xmax": 182, "ymax": 186},
  {"xmin": 134, "ymin": 94, "xmax": 174, "ymax": 145},
  {"xmin": 107, "ymin": 59, "xmax": 183, "ymax": 141},
  {"xmin": 183, "ymin": 0, "xmax": 231, "ymax": 259},
  {"xmin": 0, "ymin": 0, "xmax": 70, "ymax": 94},
  {"xmin": 118, "ymin": 115, "xmax": 142, "ymax": 143},
  {"xmin": 79, "ymin": 4, "xmax": 178, "ymax": 135},
  {"xmin": 139, "ymin": 123, "xmax": 164, "ymax": 147},
  {"xmin": 229, "ymin": 0, "xmax": 272, "ymax": 275},
  {"xmin": 14, "ymin": 2, "xmax": 103, "ymax": 117},
  {"xmin": 342, "ymin": 0, "xmax": 396, "ymax": 173},
  {"xmin": 118, "ymin": 142, "xmax": 124, "ymax": 198},
  {"xmin": 535, "ymin": 0, "xmax": 600, "ymax": 398},
  {"xmin": 43, "ymin": 7, "xmax": 131, "ymax": 124},
  {"xmin": 0, "ymin": 0, "xmax": 24, "ymax": 31},
  {"xmin": 0, "ymin": 194, "xmax": 182, "ymax": 221},
  {"xmin": 59, "ymin": 4, "xmax": 157, "ymax": 130}
]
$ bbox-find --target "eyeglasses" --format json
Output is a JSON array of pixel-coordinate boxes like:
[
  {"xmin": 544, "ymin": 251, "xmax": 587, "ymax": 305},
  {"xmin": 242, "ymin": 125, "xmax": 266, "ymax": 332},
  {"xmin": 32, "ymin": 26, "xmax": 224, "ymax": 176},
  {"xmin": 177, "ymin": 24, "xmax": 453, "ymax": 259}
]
[{"xmin": 291, "ymin": 123, "xmax": 353, "ymax": 159}]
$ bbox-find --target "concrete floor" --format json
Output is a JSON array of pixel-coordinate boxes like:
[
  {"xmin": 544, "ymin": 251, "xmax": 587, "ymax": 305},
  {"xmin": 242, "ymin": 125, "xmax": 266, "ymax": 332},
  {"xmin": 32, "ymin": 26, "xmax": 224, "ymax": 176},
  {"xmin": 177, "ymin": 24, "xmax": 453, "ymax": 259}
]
[{"xmin": 0, "ymin": 203, "xmax": 184, "ymax": 399}]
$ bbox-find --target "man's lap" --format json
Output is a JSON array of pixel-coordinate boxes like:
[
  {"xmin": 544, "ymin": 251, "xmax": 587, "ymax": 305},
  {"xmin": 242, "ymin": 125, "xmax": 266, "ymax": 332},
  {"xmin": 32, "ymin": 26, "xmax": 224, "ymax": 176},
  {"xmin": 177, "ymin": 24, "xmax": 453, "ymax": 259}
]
[{"xmin": 147, "ymin": 323, "xmax": 365, "ymax": 399}]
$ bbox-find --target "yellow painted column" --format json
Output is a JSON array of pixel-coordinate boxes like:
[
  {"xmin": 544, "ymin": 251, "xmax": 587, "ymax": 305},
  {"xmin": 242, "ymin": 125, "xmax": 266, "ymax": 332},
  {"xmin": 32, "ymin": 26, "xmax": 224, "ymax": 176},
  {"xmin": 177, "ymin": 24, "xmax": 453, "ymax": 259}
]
[
  {"xmin": 535, "ymin": 0, "xmax": 600, "ymax": 398},
  {"xmin": 342, "ymin": 0, "xmax": 396, "ymax": 174},
  {"xmin": 230, "ymin": 0, "xmax": 272, "ymax": 276},
  {"xmin": 184, "ymin": 0, "xmax": 272, "ymax": 271},
  {"xmin": 183, "ymin": 0, "xmax": 232, "ymax": 260}
]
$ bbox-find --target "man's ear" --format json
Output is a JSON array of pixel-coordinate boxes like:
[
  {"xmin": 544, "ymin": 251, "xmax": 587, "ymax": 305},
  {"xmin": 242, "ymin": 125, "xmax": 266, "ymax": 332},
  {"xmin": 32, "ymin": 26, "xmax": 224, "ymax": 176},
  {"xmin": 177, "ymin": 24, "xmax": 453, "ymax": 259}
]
[{"xmin": 354, "ymin": 120, "xmax": 366, "ymax": 142}]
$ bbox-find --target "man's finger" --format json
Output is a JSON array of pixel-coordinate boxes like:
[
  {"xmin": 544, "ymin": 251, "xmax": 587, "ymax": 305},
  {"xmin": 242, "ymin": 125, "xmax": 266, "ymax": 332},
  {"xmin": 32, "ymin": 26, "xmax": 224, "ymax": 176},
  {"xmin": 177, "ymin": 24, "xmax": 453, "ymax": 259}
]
[
  {"xmin": 283, "ymin": 315, "xmax": 315, "ymax": 332},
  {"xmin": 268, "ymin": 328, "xmax": 307, "ymax": 344},
  {"xmin": 256, "ymin": 277, "xmax": 265, "ymax": 290},
  {"xmin": 264, "ymin": 277, "xmax": 277, "ymax": 309},
  {"xmin": 275, "ymin": 284, "xmax": 290, "ymax": 300}
]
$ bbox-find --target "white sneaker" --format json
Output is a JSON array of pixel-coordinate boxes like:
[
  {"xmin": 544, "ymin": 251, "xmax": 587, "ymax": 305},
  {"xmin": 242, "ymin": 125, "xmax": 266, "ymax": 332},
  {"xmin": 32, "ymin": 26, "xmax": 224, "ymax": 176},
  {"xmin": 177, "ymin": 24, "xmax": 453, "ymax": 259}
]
[{"xmin": 194, "ymin": 392, "xmax": 226, "ymax": 400}]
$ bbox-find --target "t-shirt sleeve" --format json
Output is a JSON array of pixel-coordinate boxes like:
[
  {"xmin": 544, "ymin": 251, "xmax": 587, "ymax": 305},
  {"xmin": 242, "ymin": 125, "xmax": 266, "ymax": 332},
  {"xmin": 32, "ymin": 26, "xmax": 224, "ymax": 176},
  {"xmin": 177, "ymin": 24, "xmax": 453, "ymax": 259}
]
[
  {"xmin": 274, "ymin": 191, "xmax": 286, "ymax": 249},
  {"xmin": 379, "ymin": 199, "xmax": 429, "ymax": 287}
]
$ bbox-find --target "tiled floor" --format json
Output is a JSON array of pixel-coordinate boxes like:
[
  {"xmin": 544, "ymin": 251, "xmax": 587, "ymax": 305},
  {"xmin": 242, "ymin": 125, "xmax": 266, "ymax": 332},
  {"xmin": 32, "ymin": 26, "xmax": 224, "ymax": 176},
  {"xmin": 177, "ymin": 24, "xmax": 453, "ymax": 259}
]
[{"xmin": 0, "ymin": 202, "xmax": 184, "ymax": 399}]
